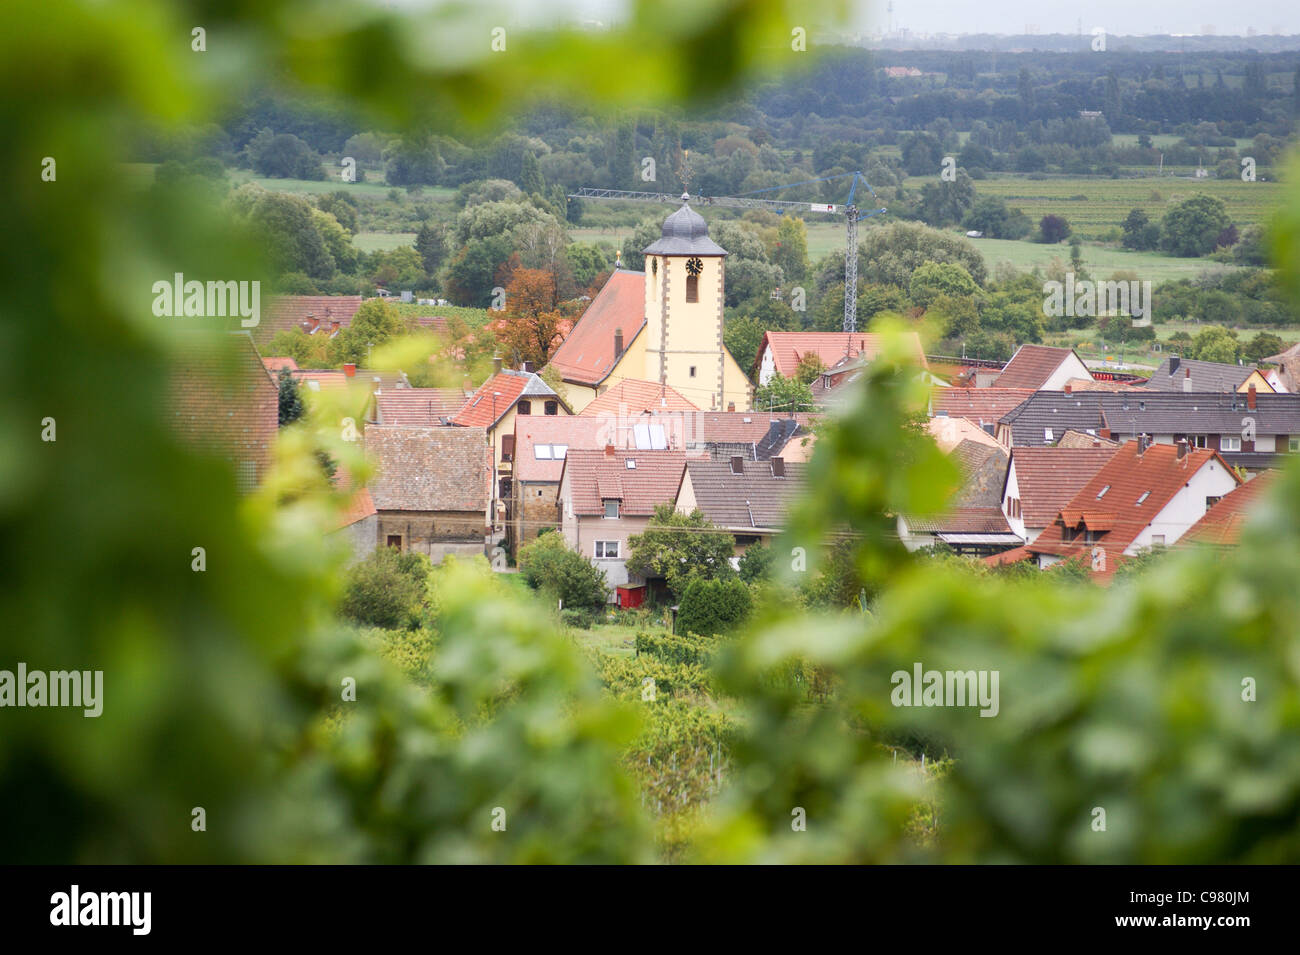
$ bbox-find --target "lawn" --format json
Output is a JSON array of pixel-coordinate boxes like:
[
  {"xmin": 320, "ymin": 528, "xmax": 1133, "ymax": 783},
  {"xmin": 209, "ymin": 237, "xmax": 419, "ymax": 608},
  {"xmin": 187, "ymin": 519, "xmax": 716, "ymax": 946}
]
[
  {"xmin": 967, "ymin": 236, "xmax": 1239, "ymax": 283},
  {"xmin": 355, "ymin": 231, "xmax": 416, "ymax": 252}
]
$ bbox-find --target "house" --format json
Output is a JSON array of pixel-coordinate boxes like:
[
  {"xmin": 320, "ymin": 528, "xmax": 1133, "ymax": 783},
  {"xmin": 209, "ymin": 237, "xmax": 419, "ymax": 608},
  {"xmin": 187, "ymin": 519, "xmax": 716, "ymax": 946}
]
[
  {"xmin": 675, "ymin": 455, "xmax": 805, "ymax": 552},
  {"xmin": 546, "ymin": 201, "xmax": 753, "ymax": 413},
  {"xmin": 753, "ymin": 330, "xmax": 927, "ymax": 387},
  {"xmin": 1142, "ymin": 356, "xmax": 1273, "ymax": 394},
  {"xmin": 510, "ymin": 416, "xmax": 623, "ymax": 546},
  {"xmin": 169, "ymin": 332, "xmax": 279, "ymax": 491},
  {"xmin": 994, "ymin": 344, "xmax": 1093, "ymax": 390},
  {"xmin": 930, "ymin": 387, "xmax": 1035, "ymax": 442},
  {"xmin": 556, "ymin": 448, "xmax": 687, "ymax": 596},
  {"xmin": 578, "ymin": 378, "xmax": 699, "ymax": 417},
  {"xmin": 373, "ymin": 387, "xmax": 469, "ymax": 427},
  {"xmin": 1056, "ymin": 429, "xmax": 1119, "ymax": 449},
  {"xmin": 1000, "ymin": 446, "xmax": 1119, "ymax": 542},
  {"xmin": 332, "ymin": 487, "xmax": 378, "ymax": 565},
  {"xmin": 451, "ymin": 365, "xmax": 570, "ymax": 527},
  {"xmin": 927, "ymin": 414, "xmax": 1005, "ymax": 454},
  {"xmin": 1179, "ymin": 471, "xmax": 1279, "ymax": 549},
  {"xmin": 1024, "ymin": 440, "xmax": 1241, "ymax": 578},
  {"xmin": 365, "ymin": 426, "xmax": 491, "ymax": 561},
  {"xmin": 897, "ymin": 440, "xmax": 1021, "ymax": 556},
  {"xmin": 996, "ymin": 388, "xmax": 1300, "ymax": 471},
  {"xmin": 255, "ymin": 295, "xmax": 364, "ymax": 345}
]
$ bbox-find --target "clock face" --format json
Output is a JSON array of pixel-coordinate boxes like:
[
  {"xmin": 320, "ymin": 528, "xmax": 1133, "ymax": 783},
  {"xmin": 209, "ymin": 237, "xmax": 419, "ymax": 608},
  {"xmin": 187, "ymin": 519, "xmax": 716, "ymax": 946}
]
[{"xmin": 685, "ymin": 257, "xmax": 703, "ymax": 276}]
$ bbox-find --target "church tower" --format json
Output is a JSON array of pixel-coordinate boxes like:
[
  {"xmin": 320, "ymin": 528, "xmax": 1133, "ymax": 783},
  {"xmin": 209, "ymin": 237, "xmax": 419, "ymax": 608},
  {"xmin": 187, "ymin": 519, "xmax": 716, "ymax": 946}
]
[{"xmin": 642, "ymin": 197, "xmax": 751, "ymax": 412}]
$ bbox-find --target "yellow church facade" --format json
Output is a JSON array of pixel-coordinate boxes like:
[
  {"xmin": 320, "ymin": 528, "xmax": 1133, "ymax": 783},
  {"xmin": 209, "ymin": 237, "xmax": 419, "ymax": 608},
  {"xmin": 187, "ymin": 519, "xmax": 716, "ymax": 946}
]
[{"xmin": 547, "ymin": 200, "xmax": 753, "ymax": 414}]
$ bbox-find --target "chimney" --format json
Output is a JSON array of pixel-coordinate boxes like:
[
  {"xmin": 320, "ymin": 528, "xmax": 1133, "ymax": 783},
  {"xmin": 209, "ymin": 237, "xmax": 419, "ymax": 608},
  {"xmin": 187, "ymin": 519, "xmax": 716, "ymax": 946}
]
[
  {"xmin": 1183, "ymin": 367, "xmax": 1192, "ymax": 393},
  {"xmin": 727, "ymin": 401, "xmax": 735, "ymax": 412},
  {"xmin": 343, "ymin": 363, "xmax": 356, "ymax": 378},
  {"xmin": 1064, "ymin": 383, "xmax": 1072, "ymax": 394},
  {"xmin": 604, "ymin": 444, "xmax": 615, "ymax": 457},
  {"xmin": 522, "ymin": 360, "xmax": 534, "ymax": 374},
  {"xmin": 614, "ymin": 328, "xmax": 624, "ymax": 359},
  {"xmin": 771, "ymin": 457, "xmax": 785, "ymax": 477},
  {"xmin": 1248, "ymin": 383, "xmax": 1257, "ymax": 410},
  {"xmin": 1176, "ymin": 438, "xmax": 1189, "ymax": 460},
  {"xmin": 1169, "ymin": 355, "xmax": 1180, "ymax": 376},
  {"xmin": 492, "ymin": 356, "xmax": 503, "ymax": 375},
  {"xmin": 730, "ymin": 455, "xmax": 744, "ymax": 475},
  {"xmin": 330, "ymin": 321, "xmax": 341, "ymax": 335}
]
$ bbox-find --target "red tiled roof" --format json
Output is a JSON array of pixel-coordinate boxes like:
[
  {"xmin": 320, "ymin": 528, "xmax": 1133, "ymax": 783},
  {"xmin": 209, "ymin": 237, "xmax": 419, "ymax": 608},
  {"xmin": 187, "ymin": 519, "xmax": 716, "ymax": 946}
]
[
  {"xmin": 755, "ymin": 331, "xmax": 927, "ymax": 378},
  {"xmin": 292, "ymin": 369, "xmax": 350, "ymax": 393},
  {"xmin": 375, "ymin": 388, "xmax": 467, "ymax": 426},
  {"xmin": 413, "ymin": 315, "xmax": 451, "ymax": 336},
  {"xmin": 366, "ymin": 426, "xmax": 489, "ymax": 513},
  {"xmin": 1026, "ymin": 441, "xmax": 1241, "ymax": 576},
  {"xmin": 1180, "ymin": 471, "xmax": 1279, "ymax": 548},
  {"xmin": 256, "ymin": 295, "xmax": 364, "ymax": 344},
  {"xmin": 994, "ymin": 345, "xmax": 1085, "ymax": 389},
  {"xmin": 514, "ymin": 417, "xmax": 622, "ymax": 483},
  {"xmin": 931, "ymin": 387, "xmax": 1034, "ymax": 424},
  {"xmin": 982, "ymin": 545, "xmax": 1034, "ymax": 567},
  {"xmin": 581, "ymin": 379, "xmax": 699, "ymax": 417},
  {"xmin": 547, "ymin": 270, "xmax": 646, "ymax": 385},
  {"xmin": 560, "ymin": 449, "xmax": 686, "ymax": 517},
  {"xmin": 451, "ymin": 371, "xmax": 535, "ymax": 428},
  {"xmin": 335, "ymin": 488, "xmax": 376, "ymax": 529},
  {"xmin": 263, "ymin": 356, "xmax": 299, "ymax": 374},
  {"xmin": 1008, "ymin": 447, "xmax": 1120, "ymax": 528},
  {"xmin": 168, "ymin": 332, "xmax": 279, "ymax": 491}
]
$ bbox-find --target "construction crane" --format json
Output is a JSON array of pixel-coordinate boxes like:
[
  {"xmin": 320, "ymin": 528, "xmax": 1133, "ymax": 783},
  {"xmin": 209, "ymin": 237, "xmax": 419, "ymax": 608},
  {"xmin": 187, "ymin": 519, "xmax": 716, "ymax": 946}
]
[{"xmin": 569, "ymin": 171, "xmax": 886, "ymax": 332}]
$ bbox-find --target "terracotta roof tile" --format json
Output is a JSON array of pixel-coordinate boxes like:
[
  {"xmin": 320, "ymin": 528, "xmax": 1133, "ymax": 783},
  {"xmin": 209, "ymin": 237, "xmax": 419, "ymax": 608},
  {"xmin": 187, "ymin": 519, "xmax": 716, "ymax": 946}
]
[
  {"xmin": 930, "ymin": 387, "xmax": 1035, "ymax": 426},
  {"xmin": 1180, "ymin": 470, "xmax": 1279, "ymax": 548},
  {"xmin": 995, "ymin": 345, "xmax": 1083, "ymax": 389},
  {"xmin": 756, "ymin": 331, "xmax": 926, "ymax": 379},
  {"xmin": 452, "ymin": 370, "xmax": 557, "ymax": 427},
  {"xmin": 255, "ymin": 295, "xmax": 364, "ymax": 344},
  {"xmin": 375, "ymin": 388, "xmax": 467, "ymax": 426},
  {"xmin": 581, "ymin": 379, "xmax": 699, "ymax": 416},
  {"xmin": 366, "ymin": 426, "xmax": 489, "ymax": 512},
  {"xmin": 168, "ymin": 332, "xmax": 278, "ymax": 491},
  {"xmin": 547, "ymin": 271, "xmax": 646, "ymax": 385},
  {"xmin": 560, "ymin": 449, "xmax": 685, "ymax": 517},
  {"xmin": 1008, "ymin": 446, "xmax": 1120, "ymax": 528}
]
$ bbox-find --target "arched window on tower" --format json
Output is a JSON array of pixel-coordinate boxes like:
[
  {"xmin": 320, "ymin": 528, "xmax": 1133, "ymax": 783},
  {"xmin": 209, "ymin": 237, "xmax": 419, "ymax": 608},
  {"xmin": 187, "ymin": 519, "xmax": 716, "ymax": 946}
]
[{"xmin": 685, "ymin": 257, "xmax": 703, "ymax": 303}]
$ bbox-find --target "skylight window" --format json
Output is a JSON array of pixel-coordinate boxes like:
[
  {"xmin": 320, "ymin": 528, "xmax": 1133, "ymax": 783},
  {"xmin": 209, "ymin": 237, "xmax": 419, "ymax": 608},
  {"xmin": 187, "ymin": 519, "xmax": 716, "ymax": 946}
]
[
  {"xmin": 1136, "ymin": 490, "xmax": 1150, "ymax": 505},
  {"xmin": 626, "ymin": 459, "xmax": 636, "ymax": 469},
  {"xmin": 1096, "ymin": 485, "xmax": 1110, "ymax": 499},
  {"xmin": 534, "ymin": 445, "xmax": 552, "ymax": 460}
]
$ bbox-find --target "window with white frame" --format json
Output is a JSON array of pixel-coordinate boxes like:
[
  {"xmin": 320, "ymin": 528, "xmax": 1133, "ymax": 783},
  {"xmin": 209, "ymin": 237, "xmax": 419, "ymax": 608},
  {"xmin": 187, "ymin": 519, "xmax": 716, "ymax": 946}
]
[
  {"xmin": 1290, "ymin": 437, "xmax": 1300, "ymax": 453},
  {"xmin": 1221, "ymin": 436, "xmax": 1242, "ymax": 452},
  {"xmin": 594, "ymin": 540, "xmax": 620, "ymax": 559},
  {"xmin": 603, "ymin": 499, "xmax": 619, "ymax": 519}
]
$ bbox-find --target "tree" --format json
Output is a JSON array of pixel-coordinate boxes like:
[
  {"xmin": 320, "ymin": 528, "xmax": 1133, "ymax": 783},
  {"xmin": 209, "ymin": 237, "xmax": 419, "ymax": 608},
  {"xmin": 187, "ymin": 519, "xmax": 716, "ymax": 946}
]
[
  {"xmin": 329, "ymin": 298, "xmax": 406, "ymax": 366},
  {"xmin": 676, "ymin": 577, "xmax": 752, "ymax": 636},
  {"xmin": 626, "ymin": 505, "xmax": 736, "ymax": 601},
  {"xmin": 245, "ymin": 128, "xmax": 325, "ymax": 179},
  {"xmin": 753, "ymin": 372, "xmax": 814, "ymax": 414},
  {"xmin": 414, "ymin": 222, "xmax": 448, "ymax": 277},
  {"xmin": 793, "ymin": 352, "xmax": 826, "ymax": 385},
  {"xmin": 859, "ymin": 221, "xmax": 987, "ymax": 288},
  {"xmin": 737, "ymin": 541, "xmax": 775, "ymax": 583},
  {"xmin": 236, "ymin": 187, "xmax": 336, "ymax": 279},
  {"xmin": 1038, "ymin": 214, "xmax": 1072, "ymax": 244},
  {"xmin": 772, "ymin": 217, "xmax": 809, "ymax": 284},
  {"xmin": 276, "ymin": 367, "xmax": 304, "ymax": 425},
  {"xmin": 517, "ymin": 531, "xmax": 608, "ymax": 610},
  {"xmin": 1188, "ymin": 325, "xmax": 1240, "ymax": 364},
  {"xmin": 723, "ymin": 314, "xmax": 767, "ymax": 374},
  {"xmin": 1245, "ymin": 332, "xmax": 1284, "ymax": 363},
  {"xmin": 491, "ymin": 268, "xmax": 571, "ymax": 368},
  {"xmin": 916, "ymin": 171, "xmax": 976, "ymax": 227},
  {"xmin": 339, "ymin": 547, "xmax": 431, "ymax": 630},
  {"xmin": 1160, "ymin": 194, "xmax": 1231, "ymax": 257},
  {"xmin": 908, "ymin": 261, "xmax": 978, "ymax": 309},
  {"xmin": 963, "ymin": 196, "xmax": 1029, "ymax": 239},
  {"xmin": 1121, "ymin": 208, "xmax": 1161, "ymax": 251}
]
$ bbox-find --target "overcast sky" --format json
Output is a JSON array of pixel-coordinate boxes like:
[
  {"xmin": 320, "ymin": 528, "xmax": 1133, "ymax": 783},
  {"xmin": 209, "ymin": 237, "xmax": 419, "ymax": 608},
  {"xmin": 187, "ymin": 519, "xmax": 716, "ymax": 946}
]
[{"xmin": 400, "ymin": 0, "xmax": 1300, "ymax": 37}]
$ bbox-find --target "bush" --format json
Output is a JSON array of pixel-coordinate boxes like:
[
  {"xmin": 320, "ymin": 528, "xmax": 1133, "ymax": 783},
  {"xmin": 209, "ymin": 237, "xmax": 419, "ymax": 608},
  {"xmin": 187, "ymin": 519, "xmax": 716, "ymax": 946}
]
[
  {"xmin": 635, "ymin": 632, "xmax": 719, "ymax": 667},
  {"xmin": 518, "ymin": 531, "xmax": 608, "ymax": 610},
  {"xmin": 339, "ymin": 547, "xmax": 431, "ymax": 629},
  {"xmin": 677, "ymin": 578, "xmax": 753, "ymax": 637}
]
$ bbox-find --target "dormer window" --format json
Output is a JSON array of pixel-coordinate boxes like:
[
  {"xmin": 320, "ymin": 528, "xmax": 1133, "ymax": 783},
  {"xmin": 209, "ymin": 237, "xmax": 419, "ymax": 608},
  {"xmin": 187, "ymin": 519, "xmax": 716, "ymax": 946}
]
[{"xmin": 603, "ymin": 499, "xmax": 620, "ymax": 519}]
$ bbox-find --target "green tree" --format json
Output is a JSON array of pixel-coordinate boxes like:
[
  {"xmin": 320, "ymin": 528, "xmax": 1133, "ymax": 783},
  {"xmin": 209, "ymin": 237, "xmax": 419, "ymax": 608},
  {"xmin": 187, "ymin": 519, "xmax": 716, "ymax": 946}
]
[
  {"xmin": 1038, "ymin": 214, "xmax": 1071, "ymax": 244},
  {"xmin": 908, "ymin": 261, "xmax": 978, "ymax": 309},
  {"xmin": 517, "ymin": 531, "xmax": 609, "ymax": 610},
  {"xmin": 1245, "ymin": 332, "xmax": 1284, "ymax": 363},
  {"xmin": 677, "ymin": 577, "xmax": 753, "ymax": 636},
  {"xmin": 339, "ymin": 547, "xmax": 431, "ymax": 630},
  {"xmin": 1188, "ymin": 325, "xmax": 1240, "ymax": 364},
  {"xmin": 276, "ymin": 367, "xmax": 304, "ymax": 425},
  {"xmin": 1160, "ymin": 194, "xmax": 1231, "ymax": 257},
  {"xmin": 1121, "ymin": 208, "xmax": 1161, "ymax": 250},
  {"xmin": 414, "ymin": 222, "xmax": 448, "ymax": 276},
  {"xmin": 329, "ymin": 298, "xmax": 406, "ymax": 366},
  {"xmin": 753, "ymin": 372, "xmax": 815, "ymax": 413},
  {"xmin": 626, "ymin": 505, "xmax": 736, "ymax": 601}
]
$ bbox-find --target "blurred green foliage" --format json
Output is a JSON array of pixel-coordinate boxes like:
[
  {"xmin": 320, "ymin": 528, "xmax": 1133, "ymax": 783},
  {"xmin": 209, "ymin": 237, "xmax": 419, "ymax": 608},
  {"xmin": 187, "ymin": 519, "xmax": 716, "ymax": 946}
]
[{"xmin": 7, "ymin": 0, "xmax": 1300, "ymax": 865}]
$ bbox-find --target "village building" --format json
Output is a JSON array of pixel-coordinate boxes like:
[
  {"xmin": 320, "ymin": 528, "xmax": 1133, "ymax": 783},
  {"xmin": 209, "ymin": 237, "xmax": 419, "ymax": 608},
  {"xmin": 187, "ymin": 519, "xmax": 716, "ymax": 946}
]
[
  {"xmin": 675, "ymin": 456, "xmax": 805, "ymax": 553},
  {"xmin": 547, "ymin": 201, "xmax": 752, "ymax": 413},
  {"xmin": 1142, "ymin": 356, "xmax": 1274, "ymax": 394},
  {"xmin": 993, "ymin": 344, "xmax": 1094, "ymax": 390}
]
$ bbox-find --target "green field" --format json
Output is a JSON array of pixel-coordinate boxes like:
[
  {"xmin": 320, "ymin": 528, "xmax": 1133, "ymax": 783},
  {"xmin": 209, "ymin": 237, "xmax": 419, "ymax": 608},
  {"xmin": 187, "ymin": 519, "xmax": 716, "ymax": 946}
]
[
  {"xmin": 925, "ymin": 174, "xmax": 1282, "ymax": 238},
  {"xmin": 355, "ymin": 231, "xmax": 416, "ymax": 252},
  {"xmin": 965, "ymin": 236, "xmax": 1240, "ymax": 282}
]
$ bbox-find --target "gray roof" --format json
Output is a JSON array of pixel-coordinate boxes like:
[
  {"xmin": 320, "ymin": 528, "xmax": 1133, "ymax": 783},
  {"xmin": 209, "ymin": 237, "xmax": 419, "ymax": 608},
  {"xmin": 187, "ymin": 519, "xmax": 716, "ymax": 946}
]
[
  {"xmin": 1144, "ymin": 357, "xmax": 1255, "ymax": 392},
  {"xmin": 642, "ymin": 202, "xmax": 728, "ymax": 256},
  {"xmin": 683, "ymin": 458, "xmax": 805, "ymax": 531},
  {"xmin": 999, "ymin": 391, "xmax": 1300, "ymax": 447}
]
